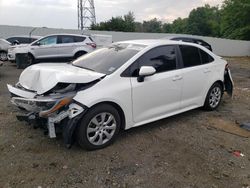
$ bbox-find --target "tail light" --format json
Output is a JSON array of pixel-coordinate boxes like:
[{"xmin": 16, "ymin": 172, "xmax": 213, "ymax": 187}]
[{"xmin": 86, "ymin": 43, "xmax": 97, "ymax": 49}]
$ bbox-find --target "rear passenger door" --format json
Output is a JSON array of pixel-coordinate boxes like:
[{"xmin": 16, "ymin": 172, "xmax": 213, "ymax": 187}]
[
  {"xmin": 179, "ymin": 45, "xmax": 214, "ymax": 109},
  {"xmin": 56, "ymin": 35, "xmax": 86, "ymax": 58},
  {"xmin": 56, "ymin": 35, "xmax": 76, "ymax": 57},
  {"xmin": 130, "ymin": 45, "xmax": 183, "ymax": 124}
]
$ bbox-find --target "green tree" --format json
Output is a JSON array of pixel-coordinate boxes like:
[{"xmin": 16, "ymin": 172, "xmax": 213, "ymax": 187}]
[
  {"xmin": 221, "ymin": 0, "xmax": 250, "ymax": 40},
  {"xmin": 171, "ymin": 18, "xmax": 188, "ymax": 34},
  {"xmin": 142, "ymin": 18, "xmax": 162, "ymax": 33},
  {"xmin": 123, "ymin": 11, "xmax": 136, "ymax": 32},
  {"xmin": 91, "ymin": 12, "xmax": 136, "ymax": 32},
  {"xmin": 186, "ymin": 4, "xmax": 221, "ymax": 37},
  {"xmin": 162, "ymin": 23, "xmax": 172, "ymax": 33}
]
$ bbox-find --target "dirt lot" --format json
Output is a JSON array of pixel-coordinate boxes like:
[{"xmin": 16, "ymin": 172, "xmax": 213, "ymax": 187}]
[{"xmin": 0, "ymin": 58, "xmax": 250, "ymax": 188}]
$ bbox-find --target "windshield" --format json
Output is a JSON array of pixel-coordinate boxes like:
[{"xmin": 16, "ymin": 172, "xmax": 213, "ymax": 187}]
[{"xmin": 72, "ymin": 43, "xmax": 146, "ymax": 75}]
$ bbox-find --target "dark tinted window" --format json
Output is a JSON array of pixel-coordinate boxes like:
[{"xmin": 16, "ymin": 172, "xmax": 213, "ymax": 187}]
[
  {"xmin": 127, "ymin": 45, "xmax": 177, "ymax": 77},
  {"xmin": 60, "ymin": 36, "xmax": 74, "ymax": 43},
  {"xmin": 74, "ymin": 36, "xmax": 86, "ymax": 43},
  {"xmin": 180, "ymin": 45, "xmax": 201, "ymax": 68},
  {"xmin": 199, "ymin": 49, "xmax": 214, "ymax": 64},
  {"xmin": 6, "ymin": 37, "xmax": 36, "ymax": 44},
  {"xmin": 6, "ymin": 37, "xmax": 18, "ymax": 44},
  {"xmin": 89, "ymin": 37, "xmax": 94, "ymax": 42},
  {"xmin": 73, "ymin": 43, "xmax": 144, "ymax": 75},
  {"xmin": 139, "ymin": 45, "xmax": 176, "ymax": 73},
  {"xmin": 16, "ymin": 37, "xmax": 32, "ymax": 44}
]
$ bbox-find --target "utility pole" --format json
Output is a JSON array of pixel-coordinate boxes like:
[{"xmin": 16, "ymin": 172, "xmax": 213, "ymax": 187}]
[{"xmin": 77, "ymin": 0, "xmax": 96, "ymax": 30}]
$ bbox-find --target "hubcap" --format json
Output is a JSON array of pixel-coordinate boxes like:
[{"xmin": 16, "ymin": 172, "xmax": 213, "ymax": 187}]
[
  {"xmin": 87, "ymin": 112, "xmax": 117, "ymax": 146},
  {"xmin": 209, "ymin": 86, "xmax": 221, "ymax": 108},
  {"xmin": 0, "ymin": 52, "xmax": 7, "ymax": 61}
]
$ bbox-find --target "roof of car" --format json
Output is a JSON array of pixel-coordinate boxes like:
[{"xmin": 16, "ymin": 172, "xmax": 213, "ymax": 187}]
[
  {"xmin": 6, "ymin": 35, "xmax": 41, "ymax": 39},
  {"xmin": 42, "ymin": 33, "xmax": 89, "ymax": 37},
  {"xmin": 118, "ymin": 39, "xmax": 198, "ymax": 46}
]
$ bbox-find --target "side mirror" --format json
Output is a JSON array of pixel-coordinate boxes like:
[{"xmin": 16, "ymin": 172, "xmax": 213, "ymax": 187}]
[
  {"xmin": 36, "ymin": 42, "xmax": 41, "ymax": 46},
  {"xmin": 137, "ymin": 66, "xmax": 156, "ymax": 82}
]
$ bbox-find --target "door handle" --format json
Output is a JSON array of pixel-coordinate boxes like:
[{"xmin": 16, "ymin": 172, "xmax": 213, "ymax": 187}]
[
  {"xmin": 203, "ymin": 68, "xmax": 211, "ymax": 73},
  {"xmin": 172, "ymin": 75, "xmax": 183, "ymax": 81}
]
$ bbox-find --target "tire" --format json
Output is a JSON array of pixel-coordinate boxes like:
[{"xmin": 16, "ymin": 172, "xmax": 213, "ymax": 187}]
[
  {"xmin": 74, "ymin": 51, "xmax": 86, "ymax": 59},
  {"xmin": 27, "ymin": 54, "xmax": 35, "ymax": 66},
  {"xmin": 203, "ymin": 82, "xmax": 223, "ymax": 111},
  {"xmin": 77, "ymin": 104, "xmax": 121, "ymax": 150},
  {"xmin": 0, "ymin": 51, "xmax": 8, "ymax": 61}
]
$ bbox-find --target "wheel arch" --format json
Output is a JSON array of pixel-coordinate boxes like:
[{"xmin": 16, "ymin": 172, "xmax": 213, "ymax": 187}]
[
  {"xmin": 90, "ymin": 101, "xmax": 126, "ymax": 131},
  {"xmin": 74, "ymin": 50, "xmax": 87, "ymax": 58},
  {"xmin": 203, "ymin": 80, "xmax": 224, "ymax": 107},
  {"xmin": 27, "ymin": 52, "xmax": 35, "ymax": 59}
]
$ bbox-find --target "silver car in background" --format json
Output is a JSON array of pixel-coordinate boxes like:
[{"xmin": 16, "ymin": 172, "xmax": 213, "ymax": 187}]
[{"xmin": 9, "ymin": 34, "xmax": 97, "ymax": 64}]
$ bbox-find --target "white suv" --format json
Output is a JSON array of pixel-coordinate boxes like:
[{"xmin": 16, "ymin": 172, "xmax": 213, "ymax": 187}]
[
  {"xmin": 8, "ymin": 34, "xmax": 96, "ymax": 63},
  {"xmin": 7, "ymin": 40, "xmax": 233, "ymax": 150}
]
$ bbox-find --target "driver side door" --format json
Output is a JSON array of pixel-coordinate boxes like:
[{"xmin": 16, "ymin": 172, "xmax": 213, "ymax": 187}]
[
  {"xmin": 130, "ymin": 45, "xmax": 183, "ymax": 124},
  {"xmin": 31, "ymin": 35, "xmax": 58, "ymax": 59}
]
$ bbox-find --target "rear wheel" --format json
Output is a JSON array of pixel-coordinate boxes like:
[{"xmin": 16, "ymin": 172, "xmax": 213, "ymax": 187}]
[
  {"xmin": 0, "ymin": 51, "xmax": 7, "ymax": 61},
  {"xmin": 77, "ymin": 104, "xmax": 121, "ymax": 150},
  {"xmin": 203, "ymin": 83, "xmax": 223, "ymax": 111}
]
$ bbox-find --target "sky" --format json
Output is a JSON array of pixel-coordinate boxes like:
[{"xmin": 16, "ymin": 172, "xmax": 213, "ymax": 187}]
[{"xmin": 0, "ymin": 0, "xmax": 224, "ymax": 29}]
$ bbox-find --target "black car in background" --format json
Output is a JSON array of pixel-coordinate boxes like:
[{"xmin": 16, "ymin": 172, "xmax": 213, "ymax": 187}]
[
  {"xmin": 170, "ymin": 37, "xmax": 213, "ymax": 51},
  {"xmin": 6, "ymin": 35, "xmax": 40, "ymax": 45}
]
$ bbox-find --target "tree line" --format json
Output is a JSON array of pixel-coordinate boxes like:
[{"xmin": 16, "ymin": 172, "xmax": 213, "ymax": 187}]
[{"xmin": 91, "ymin": 0, "xmax": 250, "ymax": 40}]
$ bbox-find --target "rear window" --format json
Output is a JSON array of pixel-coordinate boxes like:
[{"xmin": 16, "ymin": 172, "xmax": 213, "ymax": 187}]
[
  {"xmin": 61, "ymin": 36, "xmax": 74, "ymax": 43},
  {"xmin": 180, "ymin": 45, "xmax": 202, "ymax": 67},
  {"xmin": 74, "ymin": 36, "xmax": 86, "ymax": 43},
  {"xmin": 199, "ymin": 49, "xmax": 214, "ymax": 64}
]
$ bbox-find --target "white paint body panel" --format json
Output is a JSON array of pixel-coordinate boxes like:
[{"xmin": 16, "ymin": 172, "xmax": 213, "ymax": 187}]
[
  {"xmin": 19, "ymin": 63, "xmax": 105, "ymax": 94},
  {"xmin": 9, "ymin": 39, "xmax": 228, "ymax": 131}
]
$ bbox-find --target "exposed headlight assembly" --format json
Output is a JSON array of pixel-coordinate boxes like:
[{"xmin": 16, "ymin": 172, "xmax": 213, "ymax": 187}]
[{"xmin": 39, "ymin": 97, "xmax": 73, "ymax": 118}]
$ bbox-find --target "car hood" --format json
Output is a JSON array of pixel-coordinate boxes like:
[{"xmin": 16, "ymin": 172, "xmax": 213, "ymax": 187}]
[{"xmin": 19, "ymin": 63, "xmax": 105, "ymax": 94}]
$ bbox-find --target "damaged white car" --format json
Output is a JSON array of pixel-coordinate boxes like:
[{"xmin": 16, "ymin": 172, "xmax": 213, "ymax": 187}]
[{"xmin": 7, "ymin": 40, "xmax": 233, "ymax": 150}]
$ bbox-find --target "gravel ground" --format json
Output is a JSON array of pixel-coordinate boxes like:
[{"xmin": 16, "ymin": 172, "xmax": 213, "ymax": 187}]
[{"xmin": 0, "ymin": 58, "xmax": 250, "ymax": 188}]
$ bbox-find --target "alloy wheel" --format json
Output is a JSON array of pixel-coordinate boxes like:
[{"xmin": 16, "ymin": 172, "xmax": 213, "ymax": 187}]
[
  {"xmin": 0, "ymin": 52, "xmax": 7, "ymax": 61},
  {"xmin": 209, "ymin": 86, "xmax": 221, "ymax": 108},
  {"xmin": 87, "ymin": 112, "xmax": 117, "ymax": 146}
]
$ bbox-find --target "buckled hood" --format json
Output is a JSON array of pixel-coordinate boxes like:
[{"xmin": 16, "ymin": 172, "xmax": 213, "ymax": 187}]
[{"xmin": 19, "ymin": 63, "xmax": 105, "ymax": 94}]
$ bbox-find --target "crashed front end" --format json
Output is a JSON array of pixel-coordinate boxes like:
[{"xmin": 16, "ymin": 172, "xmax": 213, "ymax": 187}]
[{"xmin": 7, "ymin": 83, "xmax": 87, "ymax": 147}]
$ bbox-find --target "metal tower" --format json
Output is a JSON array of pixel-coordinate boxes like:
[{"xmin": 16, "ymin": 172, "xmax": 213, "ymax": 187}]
[{"xmin": 78, "ymin": 0, "xmax": 96, "ymax": 30}]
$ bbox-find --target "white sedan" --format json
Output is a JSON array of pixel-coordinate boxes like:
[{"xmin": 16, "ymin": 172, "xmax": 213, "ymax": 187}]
[{"xmin": 7, "ymin": 40, "xmax": 233, "ymax": 150}]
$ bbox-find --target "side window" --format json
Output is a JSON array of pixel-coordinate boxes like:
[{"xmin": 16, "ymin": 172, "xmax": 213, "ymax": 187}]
[
  {"xmin": 39, "ymin": 36, "xmax": 57, "ymax": 45},
  {"xmin": 74, "ymin": 36, "xmax": 86, "ymax": 43},
  {"xmin": 199, "ymin": 49, "xmax": 214, "ymax": 64},
  {"xmin": 61, "ymin": 36, "xmax": 74, "ymax": 44},
  {"xmin": 179, "ymin": 45, "xmax": 201, "ymax": 68},
  {"xmin": 6, "ymin": 37, "xmax": 17, "ymax": 44},
  {"xmin": 130, "ymin": 45, "xmax": 177, "ymax": 77},
  {"xmin": 17, "ymin": 37, "xmax": 31, "ymax": 44}
]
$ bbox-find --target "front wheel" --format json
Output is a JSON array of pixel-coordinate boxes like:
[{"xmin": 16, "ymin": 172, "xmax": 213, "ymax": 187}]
[
  {"xmin": 76, "ymin": 104, "xmax": 121, "ymax": 150},
  {"xmin": 203, "ymin": 83, "xmax": 223, "ymax": 111},
  {"xmin": 0, "ymin": 51, "xmax": 8, "ymax": 61}
]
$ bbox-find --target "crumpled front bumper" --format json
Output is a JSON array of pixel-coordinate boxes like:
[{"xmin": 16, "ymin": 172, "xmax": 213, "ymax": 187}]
[{"xmin": 7, "ymin": 84, "xmax": 85, "ymax": 143}]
